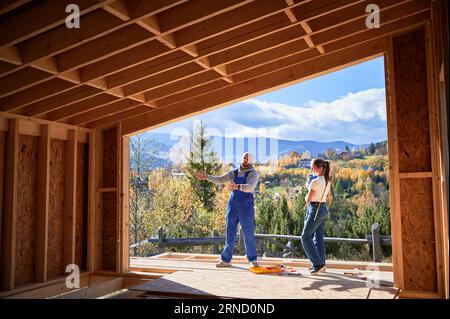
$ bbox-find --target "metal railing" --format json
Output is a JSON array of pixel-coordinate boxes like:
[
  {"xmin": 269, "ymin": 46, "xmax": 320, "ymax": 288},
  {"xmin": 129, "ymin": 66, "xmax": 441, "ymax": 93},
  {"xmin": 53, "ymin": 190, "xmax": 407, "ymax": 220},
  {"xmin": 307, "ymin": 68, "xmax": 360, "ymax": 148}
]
[{"xmin": 130, "ymin": 223, "xmax": 391, "ymax": 262}]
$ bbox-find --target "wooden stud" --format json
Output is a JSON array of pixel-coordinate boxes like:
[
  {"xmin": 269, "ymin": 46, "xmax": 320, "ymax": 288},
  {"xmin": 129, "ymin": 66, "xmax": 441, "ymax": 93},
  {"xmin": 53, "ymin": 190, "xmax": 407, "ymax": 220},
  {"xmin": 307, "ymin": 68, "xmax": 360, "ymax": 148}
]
[
  {"xmin": 1, "ymin": 118, "xmax": 19, "ymax": 290},
  {"xmin": 119, "ymin": 133, "xmax": 130, "ymax": 273},
  {"xmin": 0, "ymin": 131, "xmax": 4, "ymax": 264},
  {"xmin": 383, "ymin": 44, "xmax": 402, "ymax": 289},
  {"xmin": 425, "ymin": 21, "xmax": 445, "ymax": 298},
  {"xmin": 95, "ymin": 130, "xmax": 104, "ymax": 271},
  {"xmin": 87, "ymin": 131, "xmax": 96, "ymax": 273},
  {"xmin": 0, "ymin": 0, "xmax": 116, "ymax": 48},
  {"xmin": 64, "ymin": 130, "xmax": 77, "ymax": 269},
  {"xmin": 35, "ymin": 124, "xmax": 50, "ymax": 282}
]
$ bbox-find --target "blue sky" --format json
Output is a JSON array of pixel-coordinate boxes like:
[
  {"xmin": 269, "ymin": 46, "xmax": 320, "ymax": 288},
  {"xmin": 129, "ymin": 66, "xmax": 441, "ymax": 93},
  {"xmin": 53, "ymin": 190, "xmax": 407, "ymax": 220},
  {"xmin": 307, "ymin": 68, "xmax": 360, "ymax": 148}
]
[{"xmin": 149, "ymin": 56, "xmax": 387, "ymax": 145}]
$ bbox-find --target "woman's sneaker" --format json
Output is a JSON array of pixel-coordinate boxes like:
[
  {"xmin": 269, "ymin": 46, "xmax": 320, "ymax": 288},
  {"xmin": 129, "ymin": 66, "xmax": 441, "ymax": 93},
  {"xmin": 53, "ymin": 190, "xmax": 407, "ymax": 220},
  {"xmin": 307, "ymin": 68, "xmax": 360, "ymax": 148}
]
[
  {"xmin": 249, "ymin": 260, "xmax": 259, "ymax": 267},
  {"xmin": 309, "ymin": 264, "xmax": 326, "ymax": 275},
  {"xmin": 216, "ymin": 260, "xmax": 232, "ymax": 268}
]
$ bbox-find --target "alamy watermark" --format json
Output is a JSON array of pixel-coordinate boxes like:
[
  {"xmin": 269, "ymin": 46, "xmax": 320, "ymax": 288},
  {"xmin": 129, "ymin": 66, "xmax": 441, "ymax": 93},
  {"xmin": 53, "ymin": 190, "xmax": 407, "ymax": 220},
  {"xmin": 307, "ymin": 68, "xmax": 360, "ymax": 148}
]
[
  {"xmin": 65, "ymin": 264, "xmax": 80, "ymax": 289},
  {"xmin": 65, "ymin": 4, "xmax": 80, "ymax": 29},
  {"xmin": 168, "ymin": 121, "xmax": 279, "ymax": 167},
  {"xmin": 366, "ymin": 4, "xmax": 380, "ymax": 29}
]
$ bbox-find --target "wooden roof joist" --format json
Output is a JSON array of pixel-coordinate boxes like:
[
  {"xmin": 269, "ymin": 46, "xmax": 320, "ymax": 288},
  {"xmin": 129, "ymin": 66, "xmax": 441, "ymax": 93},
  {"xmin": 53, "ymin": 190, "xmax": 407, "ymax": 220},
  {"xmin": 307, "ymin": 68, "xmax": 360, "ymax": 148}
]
[
  {"xmin": 75, "ymin": 12, "xmax": 431, "ymax": 129},
  {"xmin": 0, "ymin": 0, "xmax": 432, "ymax": 132}
]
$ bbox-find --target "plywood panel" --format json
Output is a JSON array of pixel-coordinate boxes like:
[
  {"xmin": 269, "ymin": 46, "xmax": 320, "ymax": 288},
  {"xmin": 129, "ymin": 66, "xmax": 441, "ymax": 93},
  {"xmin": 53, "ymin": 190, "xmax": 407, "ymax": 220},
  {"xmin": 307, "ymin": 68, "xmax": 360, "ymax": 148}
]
[
  {"xmin": 0, "ymin": 131, "xmax": 5, "ymax": 262},
  {"xmin": 393, "ymin": 28, "xmax": 432, "ymax": 173},
  {"xmin": 102, "ymin": 192, "xmax": 117, "ymax": 271},
  {"xmin": 15, "ymin": 134, "xmax": 39, "ymax": 286},
  {"xmin": 75, "ymin": 142, "xmax": 88, "ymax": 271},
  {"xmin": 130, "ymin": 270, "xmax": 397, "ymax": 299},
  {"xmin": 47, "ymin": 139, "xmax": 65, "ymax": 279},
  {"xmin": 102, "ymin": 127, "xmax": 117, "ymax": 188},
  {"xmin": 400, "ymin": 178, "xmax": 437, "ymax": 292}
]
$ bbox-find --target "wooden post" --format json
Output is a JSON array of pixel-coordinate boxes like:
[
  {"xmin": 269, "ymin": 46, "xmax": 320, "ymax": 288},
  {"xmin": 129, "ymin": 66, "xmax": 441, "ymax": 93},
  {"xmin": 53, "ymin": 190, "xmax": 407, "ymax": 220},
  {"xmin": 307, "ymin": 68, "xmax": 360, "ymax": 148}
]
[
  {"xmin": 87, "ymin": 131, "xmax": 96, "ymax": 273},
  {"xmin": 0, "ymin": 131, "xmax": 5, "ymax": 274},
  {"xmin": 158, "ymin": 226, "xmax": 164, "ymax": 244},
  {"xmin": 118, "ymin": 131, "xmax": 130, "ymax": 273},
  {"xmin": 1, "ymin": 118, "xmax": 19, "ymax": 290},
  {"xmin": 64, "ymin": 129, "xmax": 77, "ymax": 270},
  {"xmin": 157, "ymin": 226, "xmax": 164, "ymax": 255},
  {"xmin": 238, "ymin": 225, "xmax": 244, "ymax": 255},
  {"xmin": 212, "ymin": 230, "xmax": 219, "ymax": 254},
  {"xmin": 94, "ymin": 129, "xmax": 104, "ymax": 271},
  {"xmin": 35, "ymin": 124, "xmax": 50, "ymax": 282},
  {"xmin": 372, "ymin": 223, "xmax": 383, "ymax": 262}
]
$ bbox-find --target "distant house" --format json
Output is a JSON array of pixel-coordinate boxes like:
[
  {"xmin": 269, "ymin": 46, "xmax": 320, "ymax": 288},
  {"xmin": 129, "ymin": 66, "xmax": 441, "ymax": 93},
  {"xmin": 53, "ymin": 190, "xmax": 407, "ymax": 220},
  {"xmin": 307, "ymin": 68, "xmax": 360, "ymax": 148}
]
[
  {"xmin": 301, "ymin": 151, "xmax": 312, "ymax": 159},
  {"xmin": 337, "ymin": 151, "xmax": 354, "ymax": 161},
  {"xmin": 171, "ymin": 172, "xmax": 186, "ymax": 178},
  {"xmin": 298, "ymin": 158, "xmax": 311, "ymax": 168}
]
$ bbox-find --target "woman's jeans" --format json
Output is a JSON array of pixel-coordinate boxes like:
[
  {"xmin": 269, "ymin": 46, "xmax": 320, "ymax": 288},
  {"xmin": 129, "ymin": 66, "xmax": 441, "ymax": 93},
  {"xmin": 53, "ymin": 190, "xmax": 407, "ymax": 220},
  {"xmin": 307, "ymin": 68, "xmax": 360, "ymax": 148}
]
[{"xmin": 301, "ymin": 202, "xmax": 328, "ymax": 267}]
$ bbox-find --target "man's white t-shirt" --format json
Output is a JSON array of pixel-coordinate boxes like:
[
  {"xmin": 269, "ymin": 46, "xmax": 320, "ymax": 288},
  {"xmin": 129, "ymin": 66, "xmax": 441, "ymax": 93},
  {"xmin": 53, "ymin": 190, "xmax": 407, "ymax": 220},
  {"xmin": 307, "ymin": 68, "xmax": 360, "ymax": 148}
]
[{"xmin": 308, "ymin": 175, "xmax": 331, "ymax": 202}]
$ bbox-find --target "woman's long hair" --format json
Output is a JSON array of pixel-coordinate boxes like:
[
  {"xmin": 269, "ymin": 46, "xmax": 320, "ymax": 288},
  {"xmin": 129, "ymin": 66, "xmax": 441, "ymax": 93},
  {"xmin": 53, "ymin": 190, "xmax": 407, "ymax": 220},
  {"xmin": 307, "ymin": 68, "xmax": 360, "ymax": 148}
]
[{"xmin": 312, "ymin": 158, "xmax": 331, "ymax": 185}]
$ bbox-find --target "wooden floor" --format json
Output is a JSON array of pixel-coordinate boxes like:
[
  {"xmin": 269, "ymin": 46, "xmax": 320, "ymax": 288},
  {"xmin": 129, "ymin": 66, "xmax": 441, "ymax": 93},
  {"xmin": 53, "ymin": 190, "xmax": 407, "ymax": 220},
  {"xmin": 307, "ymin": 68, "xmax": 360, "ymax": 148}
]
[{"xmin": 122, "ymin": 253, "xmax": 397, "ymax": 299}]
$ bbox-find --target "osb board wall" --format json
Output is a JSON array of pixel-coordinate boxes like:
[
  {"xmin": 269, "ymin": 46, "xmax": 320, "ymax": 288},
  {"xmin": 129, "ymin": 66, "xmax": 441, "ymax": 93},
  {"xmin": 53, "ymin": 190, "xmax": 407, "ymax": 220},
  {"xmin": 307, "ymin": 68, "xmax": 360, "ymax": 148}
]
[
  {"xmin": 393, "ymin": 28, "xmax": 432, "ymax": 173},
  {"xmin": 0, "ymin": 132, "xmax": 5, "ymax": 255},
  {"xmin": 400, "ymin": 178, "xmax": 437, "ymax": 292},
  {"xmin": 15, "ymin": 135, "xmax": 39, "ymax": 286},
  {"xmin": 102, "ymin": 192, "xmax": 117, "ymax": 271},
  {"xmin": 101, "ymin": 127, "xmax": 118, "ymax": 271},
  {"xmin": 103, "ymin": 127, "xmax": 117, "ymax": 188},
  {"xmin": 75, "ymin": 142, "xmax": 88, "ymax": 271},
  {"xmin": 47, "ymin": 139, "xmax": 66, "ymax": 279}
]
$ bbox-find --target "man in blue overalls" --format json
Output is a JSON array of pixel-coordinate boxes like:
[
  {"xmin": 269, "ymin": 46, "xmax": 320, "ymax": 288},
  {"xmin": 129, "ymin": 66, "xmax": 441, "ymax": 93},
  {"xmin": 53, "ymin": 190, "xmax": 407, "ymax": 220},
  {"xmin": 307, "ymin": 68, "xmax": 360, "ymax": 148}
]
[{"xmin": 196, "ymin": 152, "xmax": 259, "ymax": 268}]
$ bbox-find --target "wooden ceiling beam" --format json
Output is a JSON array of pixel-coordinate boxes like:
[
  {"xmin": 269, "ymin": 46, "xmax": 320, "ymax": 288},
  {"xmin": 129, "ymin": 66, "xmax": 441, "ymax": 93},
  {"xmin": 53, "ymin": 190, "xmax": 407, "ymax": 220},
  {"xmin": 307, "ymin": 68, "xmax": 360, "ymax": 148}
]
[
  {"xmin": 122, "ymin": 63, "xmax": 206, "ymax": 96},
  {"xmin": 323, "ymin": 11, "xmax": 430, "ymax": 53},
  {"xmin": 207, "ymin": 26, "xmax": 306, "ymax": 67},
  {"xmin": 106, "ymin": 10, "xmax": 430, "ymax": 130},
  {"xmin": 174, "ymin": 0, "xmax": 293, "ymax": 47},
  {"xmin": 1, "ymin": 0, "xmax": 428, "ymax": 117},
  {"xmin": 0, "ymin": 2, "xmax": 185, "ymax": 77},
  {"xmin": 87, "ymin": 105, "xmax": 152, "ymax": 129},
  {"xmin": 144, "ymin": 70, "xmax": 223, "ymax": 102},
  {"xmin": 312, "ymin": 1, "xmax": 431, "ymax": 46},
  {"xmin": 225, "ymin": 38, "xmax": 315, "ymax": 75},
  {"xmin": 105, "ymin": 51, "xmax": 191, "ymax": 89},
  {"xmin": 66, "ymin": 99, "xmax": 146, "ymax": 126},
  {"xmin": 0, "ymin": 0, "xmax": 117, "ymax": 48},
  {"xmin": 155, "ymin": 10, "xmax": 431, "ymax": 111},
  {"xmin": 0, "ymin": 0, "xmax": 32, "ymax": 16},
  {"xmin": 0, "ymin": 0, "xmax": 302, "ymax": 107},
  {"xmin": 46, "ymin": 94, "xmax": 119, "ymax": 121},
  {"xmin": 149, "ymin": 79, "xmax": 230, "ymax": 107},
  {"xmin": 22, "ymin": 86, "xmax": 104, "ymax": 117},
  {"xmin": 156, "ymin": 0, "xmax": 256, "ymax": 34},
  {"xmin": 55, "ymin": 24, "xmax": 152, "ymax": 73}
]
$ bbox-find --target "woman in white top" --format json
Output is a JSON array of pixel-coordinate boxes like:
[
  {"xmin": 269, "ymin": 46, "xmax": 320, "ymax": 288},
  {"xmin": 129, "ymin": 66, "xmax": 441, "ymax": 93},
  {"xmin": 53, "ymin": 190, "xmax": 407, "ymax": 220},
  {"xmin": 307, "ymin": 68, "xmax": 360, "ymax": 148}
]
[{"xmin": 301, "ymin": 158, "xmax": 332, "ymax": 274}]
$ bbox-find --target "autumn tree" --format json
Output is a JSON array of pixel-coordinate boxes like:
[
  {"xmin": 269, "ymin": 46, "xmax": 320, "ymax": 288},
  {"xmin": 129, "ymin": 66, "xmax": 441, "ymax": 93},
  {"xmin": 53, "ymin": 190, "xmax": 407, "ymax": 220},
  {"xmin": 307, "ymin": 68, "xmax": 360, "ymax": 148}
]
[{"xmin": 185, "ymin": 121, "xmax": 222, "ymax": 212}]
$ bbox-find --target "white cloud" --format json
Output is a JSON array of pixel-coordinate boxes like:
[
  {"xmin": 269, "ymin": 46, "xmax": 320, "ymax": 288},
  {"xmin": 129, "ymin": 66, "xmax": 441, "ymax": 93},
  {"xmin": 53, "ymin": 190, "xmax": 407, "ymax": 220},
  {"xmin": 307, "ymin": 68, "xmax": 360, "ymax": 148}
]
[
  {"xmin": 224, "ymin": 88, "xmax": 387, "ymax": 143},
  {"xmin": 155, "ymin": 88, "xmax": 387, "ymax": 145}
]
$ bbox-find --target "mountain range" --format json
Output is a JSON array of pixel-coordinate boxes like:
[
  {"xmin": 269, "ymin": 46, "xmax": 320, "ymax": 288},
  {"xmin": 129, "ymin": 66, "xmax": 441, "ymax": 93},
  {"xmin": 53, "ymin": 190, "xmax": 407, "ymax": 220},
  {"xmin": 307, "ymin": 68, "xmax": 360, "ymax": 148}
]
[{"xmin": 137, "ymin": 132, "xmax": 368, "ymax": 167}]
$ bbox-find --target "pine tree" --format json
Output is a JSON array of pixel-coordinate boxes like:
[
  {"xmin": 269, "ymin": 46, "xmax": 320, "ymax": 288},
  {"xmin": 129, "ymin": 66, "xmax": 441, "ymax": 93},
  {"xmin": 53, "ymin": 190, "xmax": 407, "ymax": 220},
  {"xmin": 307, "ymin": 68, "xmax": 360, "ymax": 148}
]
[{"xmin": 185, "ymin": 121, "xmax": 222, "ymax": 212}]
